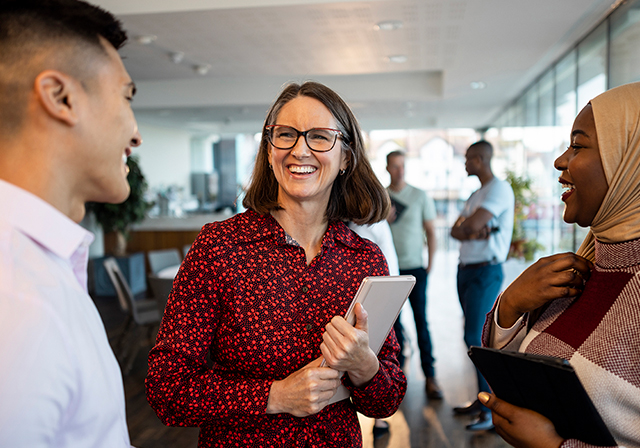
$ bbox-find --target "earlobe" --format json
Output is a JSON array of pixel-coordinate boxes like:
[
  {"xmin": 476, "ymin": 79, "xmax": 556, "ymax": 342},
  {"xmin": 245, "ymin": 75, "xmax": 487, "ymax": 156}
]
[{"xmin": 35, "ymin": 70, "xmax": 80, "ymax": 126}]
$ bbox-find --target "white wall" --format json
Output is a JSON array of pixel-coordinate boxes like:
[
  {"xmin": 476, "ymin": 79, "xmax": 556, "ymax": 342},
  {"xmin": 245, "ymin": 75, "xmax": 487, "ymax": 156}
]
[{"xmin": 134, "ymin": 123, "xmax": 192, "ymax": 196}]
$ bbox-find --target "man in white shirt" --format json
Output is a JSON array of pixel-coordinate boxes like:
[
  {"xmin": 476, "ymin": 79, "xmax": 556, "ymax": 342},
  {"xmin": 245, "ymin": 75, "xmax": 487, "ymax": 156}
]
[
  {"xmin": 0, "ymin": 0, "xmax": 141, "ymax": 446},
  {"xmin": 450, "ymin": 141, "xmax": 514, "ymax": 431}
]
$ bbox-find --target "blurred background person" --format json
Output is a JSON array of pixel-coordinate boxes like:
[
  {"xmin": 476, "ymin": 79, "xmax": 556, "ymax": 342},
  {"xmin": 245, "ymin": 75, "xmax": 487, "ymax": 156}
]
[
  {"xmin": 386, "ymin": 150, "xmax": 441, "ymax": 400},
  {"xmin": 450, "ymin": 140, "xmax": 514, "ymax": 431}
]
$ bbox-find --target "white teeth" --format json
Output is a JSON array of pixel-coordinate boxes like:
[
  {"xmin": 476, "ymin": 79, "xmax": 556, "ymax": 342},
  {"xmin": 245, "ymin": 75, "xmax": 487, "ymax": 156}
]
[
  {"xmin": 289, "ymin": 166, "xmax": 316, "ymax": 174},
  {"xmin": 561, "ymin": 183, "xmax": 574, "ymax": 191}
]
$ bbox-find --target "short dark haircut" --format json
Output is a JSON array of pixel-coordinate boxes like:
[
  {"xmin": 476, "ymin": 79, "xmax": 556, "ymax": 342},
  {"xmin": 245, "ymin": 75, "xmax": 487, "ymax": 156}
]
[
  {"xmin": 468, "ymin": 140, "xmax": 494, "ymax": 162},
  {"xmin": 386, "ymin": 150, "xmax": 406, "ymax": 166},
  {"xmin": 243, "ymin": 81, "xmax": 390, "ymax": 225},
  {"xmin": 0, "ymin": 0, "xmax": 127, "ymax": 133}
]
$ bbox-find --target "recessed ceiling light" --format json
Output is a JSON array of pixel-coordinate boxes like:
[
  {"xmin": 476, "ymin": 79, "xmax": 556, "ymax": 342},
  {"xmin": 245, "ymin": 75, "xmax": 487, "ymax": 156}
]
[
  {"xmin": 134, "ymin": 34, "xmax": 157, "ymax": 45},
  {"xmin": 386, "ymin": 55, "xmax": 407, "ymax": 63},
  {"xmin": 194, "ymin": 64, "xmax": 211, "ymax": 75},
  {"xmin": 169, "ymin": 52, "xmax": 184, "ymax": 64},
  {"xmin": 375, "ymin": 20, "xmax": 403, "ymax": 31},
  {"xmin": 470, "ymin": 81, "xmax": 486, "ymax": 89}
]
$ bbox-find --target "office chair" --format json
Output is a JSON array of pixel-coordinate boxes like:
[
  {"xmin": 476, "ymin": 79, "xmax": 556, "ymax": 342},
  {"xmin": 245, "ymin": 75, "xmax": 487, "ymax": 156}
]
[
  {"xmin": 147, "ymin": 275, "xmax": 174, "ymax": 315},
  {"xmin": 182, "ymin": 244, "xmax": 192, "ymax": 258},
  {"xmin": 147, "ymin": 248, "xmax": 182, "ymax": 275},
  {"xmin": 103, "ymin": 257, "xmax": 161, "ymax": 375}
]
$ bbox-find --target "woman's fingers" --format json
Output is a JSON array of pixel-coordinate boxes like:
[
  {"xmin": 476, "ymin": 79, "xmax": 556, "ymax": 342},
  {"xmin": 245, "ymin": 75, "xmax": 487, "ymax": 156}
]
[
  {"xmin": 267, "ymin": 358, "xmax": 341, "ymax": 417},
  {"xmin": 546, "ymin": 252, "xmax": 593, "ymax": 278},
  {"xmin": 498, "ymin": 252, "xmax": 594, "ymax": 327}
]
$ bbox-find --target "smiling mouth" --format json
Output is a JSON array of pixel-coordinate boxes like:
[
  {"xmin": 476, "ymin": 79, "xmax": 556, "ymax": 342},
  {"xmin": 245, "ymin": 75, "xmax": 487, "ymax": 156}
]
[
  {"xmin": 560, "ymin": 181, "xmax": 574, "ymax": 200},
  {"xmin": 288, "ymin": 165, "xmax": 317, "ymax": 174}
]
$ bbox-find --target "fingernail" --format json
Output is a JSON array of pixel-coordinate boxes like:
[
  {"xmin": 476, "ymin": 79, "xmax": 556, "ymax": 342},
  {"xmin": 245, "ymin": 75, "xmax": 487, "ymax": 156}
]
[{"xmin": 478, "ymin": 392, "xmax": 490, "ymax": 404}]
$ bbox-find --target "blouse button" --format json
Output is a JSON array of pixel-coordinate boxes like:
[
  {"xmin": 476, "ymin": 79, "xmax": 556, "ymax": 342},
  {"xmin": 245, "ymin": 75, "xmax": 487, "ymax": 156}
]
[
  {"xmin": 301, "ymin": 286, "xmax": 309, "ymax": 293},
  {"xmin": 305, "ymin": 323, "xmax": 314, "ymax": 331}
]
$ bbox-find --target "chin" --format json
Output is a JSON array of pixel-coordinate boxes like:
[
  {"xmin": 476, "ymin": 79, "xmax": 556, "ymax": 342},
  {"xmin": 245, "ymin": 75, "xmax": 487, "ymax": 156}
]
[
  {"xmin": 561, "ymin": 209, "xmax": 575, "ymax": 225},
  {"xmin": 103, "ymin": 185, "xmax": 131, "ymax": 205}
]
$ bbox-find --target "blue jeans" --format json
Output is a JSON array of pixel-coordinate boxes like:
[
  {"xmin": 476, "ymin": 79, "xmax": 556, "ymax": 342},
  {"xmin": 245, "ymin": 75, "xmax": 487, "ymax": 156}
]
[
  {"xmin": 457, "ymin": 263, "xmax": 503, "ymax": 406},
  {"xmin": 393, "ymin": 267, "xmax": 435, "ymax": 378}
]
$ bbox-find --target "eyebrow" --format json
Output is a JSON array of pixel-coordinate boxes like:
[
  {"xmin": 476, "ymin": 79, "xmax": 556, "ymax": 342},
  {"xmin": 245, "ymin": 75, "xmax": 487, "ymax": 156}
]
[{"xmin": 571, "ymin": 129, "xmax": 590, "ymax": 138}]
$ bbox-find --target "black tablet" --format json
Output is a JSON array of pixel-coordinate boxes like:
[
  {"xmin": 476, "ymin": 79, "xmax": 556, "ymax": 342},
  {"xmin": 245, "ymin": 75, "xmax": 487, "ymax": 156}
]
[{"xmin": 468, "ymin": 346, "xmax": 615, "ymax": 446}]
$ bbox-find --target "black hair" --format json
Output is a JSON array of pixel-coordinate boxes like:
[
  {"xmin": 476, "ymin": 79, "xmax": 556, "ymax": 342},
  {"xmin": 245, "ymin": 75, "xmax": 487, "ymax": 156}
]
[
  {"xmin": 0, "ymin": 0, "xmax": 127, "ymax": 134},
  {"xmin": 0, "ymin": 0, "xmax": 126, "ymax": 51}
]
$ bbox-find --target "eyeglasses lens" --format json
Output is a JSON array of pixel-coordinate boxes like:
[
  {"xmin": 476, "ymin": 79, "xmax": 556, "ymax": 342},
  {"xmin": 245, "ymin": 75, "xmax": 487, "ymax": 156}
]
[{"xmin": 269, "ymin": 126, "xmax": 337, "ymax": 152}]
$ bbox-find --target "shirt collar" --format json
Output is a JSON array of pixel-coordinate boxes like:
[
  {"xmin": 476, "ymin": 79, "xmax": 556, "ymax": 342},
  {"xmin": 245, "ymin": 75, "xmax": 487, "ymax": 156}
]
[{"xmin": 0, "ymin": 179, "xmax": 94, "ymax": 260}]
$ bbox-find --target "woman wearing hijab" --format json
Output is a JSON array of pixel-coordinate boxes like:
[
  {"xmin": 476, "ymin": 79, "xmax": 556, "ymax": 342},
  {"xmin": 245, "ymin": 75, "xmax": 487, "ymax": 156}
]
[
  {"xmin": 145, "ymin": 81, "xmax": 406, "ymax": 447},
  {"xmin": 479, "ymin": 82, "xmax": 640, "ymax": 448}
]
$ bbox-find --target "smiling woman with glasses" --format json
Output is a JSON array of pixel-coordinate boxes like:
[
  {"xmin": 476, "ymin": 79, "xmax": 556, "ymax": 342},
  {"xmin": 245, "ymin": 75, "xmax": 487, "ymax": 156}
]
[{"xmin": 146, "ymin": 81, "xmax": 406, "ymax": 448}]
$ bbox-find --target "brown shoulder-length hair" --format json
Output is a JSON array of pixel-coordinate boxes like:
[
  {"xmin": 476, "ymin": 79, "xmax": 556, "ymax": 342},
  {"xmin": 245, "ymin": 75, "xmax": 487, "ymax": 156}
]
[{"xmin": 243, "ymin": 81, "xmax": 389, "ymax": 225}]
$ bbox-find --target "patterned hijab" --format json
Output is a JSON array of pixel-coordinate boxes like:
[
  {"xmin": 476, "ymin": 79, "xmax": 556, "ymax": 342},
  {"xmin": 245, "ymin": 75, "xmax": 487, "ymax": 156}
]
[{"xmin": 577, "ymin": 82, "xmax": 640, "ymax": 261}]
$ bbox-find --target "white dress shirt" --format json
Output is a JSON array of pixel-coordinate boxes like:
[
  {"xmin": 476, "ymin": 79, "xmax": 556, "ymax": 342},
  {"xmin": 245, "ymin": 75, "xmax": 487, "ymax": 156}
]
[
  {"xmin": 0, "ymin": 180, "xmax": 131, "ymax": 447},
  {"xmin": 348, "ymin": 221, "xmax": 400, "ymax": 276}
]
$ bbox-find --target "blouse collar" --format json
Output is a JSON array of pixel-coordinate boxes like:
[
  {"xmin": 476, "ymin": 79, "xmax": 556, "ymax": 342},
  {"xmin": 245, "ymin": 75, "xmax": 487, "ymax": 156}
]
[{"xmin": 236, "ymin": 210, "xmax": 363, "ymax": 250}]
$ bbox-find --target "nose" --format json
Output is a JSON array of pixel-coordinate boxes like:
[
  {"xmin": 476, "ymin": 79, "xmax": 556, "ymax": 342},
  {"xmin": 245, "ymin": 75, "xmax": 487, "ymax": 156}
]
[
  {"xmin": 290, "ymin": 134, "xmax": 311, "ymax": 158},
  {"xmin": 554, "ymin": 147, "xmax": 570, "ymax": 171},
  {"xmin": 130, "ymin": 128, "xmax": 142, "ymax": 147}
]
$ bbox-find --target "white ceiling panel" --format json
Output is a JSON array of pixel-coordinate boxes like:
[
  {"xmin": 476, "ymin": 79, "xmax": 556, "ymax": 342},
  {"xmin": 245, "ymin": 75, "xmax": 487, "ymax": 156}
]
[{"xmin": 91, "ymin": 0, "xmax": 618, "ymax": 133}]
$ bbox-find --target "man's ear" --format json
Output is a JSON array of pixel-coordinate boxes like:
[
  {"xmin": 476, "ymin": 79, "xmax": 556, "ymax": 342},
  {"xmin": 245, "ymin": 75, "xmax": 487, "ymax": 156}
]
[{"xmin": 34, "ymin": 70, "xmax": 81, "ymax": 126}]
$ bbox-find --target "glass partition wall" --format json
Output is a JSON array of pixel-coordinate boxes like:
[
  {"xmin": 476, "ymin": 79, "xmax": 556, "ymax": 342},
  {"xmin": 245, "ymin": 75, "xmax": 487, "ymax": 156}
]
[{"xmin": 488, "ymin": 0, "xmax": 640, "ymax": 255}]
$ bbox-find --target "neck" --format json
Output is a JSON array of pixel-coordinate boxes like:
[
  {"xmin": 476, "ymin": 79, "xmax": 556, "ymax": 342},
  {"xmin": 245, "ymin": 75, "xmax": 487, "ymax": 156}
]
[
  {"xmin": 0, "ymin": 135, "xmax": 85, "ymax": 223},
  {"xmin": 271, "ymin": 201, "xmax": 329, "ymax": 265},
  {"xmin": 389, "ymin": 179, "xmax": 406, "ymax": 192},
  {"xmin": 477, "ymin": 170, "xmax": 494, "ymax": 187}
]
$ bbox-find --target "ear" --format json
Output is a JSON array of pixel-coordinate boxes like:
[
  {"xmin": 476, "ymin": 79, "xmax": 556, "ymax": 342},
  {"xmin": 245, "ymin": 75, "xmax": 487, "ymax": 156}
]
[
  {"xmin": 267, "ymin": 146, "xmax": 273, "ymax": 166},
  {"xmin": 340, "ymin": 149, "xmax": 349, "ymax": 172},
  {"xmin": 34, "ymin": 70, "xmax": 81, "ymax": 126}
]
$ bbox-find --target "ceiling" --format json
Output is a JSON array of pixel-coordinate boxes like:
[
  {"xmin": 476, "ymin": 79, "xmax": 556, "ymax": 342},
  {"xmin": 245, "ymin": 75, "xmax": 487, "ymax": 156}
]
[{"xmin": 93, "ymin": 0, "xmax": 617, "ymax": 135}]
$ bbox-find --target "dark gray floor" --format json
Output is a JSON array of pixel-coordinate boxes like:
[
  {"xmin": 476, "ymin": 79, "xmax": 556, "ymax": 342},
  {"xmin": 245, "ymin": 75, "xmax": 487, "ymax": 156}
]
[{"xmin": 96, "ymin": 250, "xmax": 520, "ymax": 448}]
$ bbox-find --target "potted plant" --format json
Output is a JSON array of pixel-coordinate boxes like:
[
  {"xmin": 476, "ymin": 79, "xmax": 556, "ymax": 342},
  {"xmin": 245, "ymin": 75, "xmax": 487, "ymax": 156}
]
[
  {"xmin": 506, "ymin": 170, "xmax": 544, "ymax": 261},
  {"xmin": 86, "ymin": 155, "xmax": 153, "ymax": 256}
]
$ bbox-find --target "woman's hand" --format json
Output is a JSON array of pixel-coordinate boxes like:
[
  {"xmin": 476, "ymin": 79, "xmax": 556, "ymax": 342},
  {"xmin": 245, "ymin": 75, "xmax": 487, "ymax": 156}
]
[
  {"xmin": 320, "ymin": 303, "xmax": 379, "ymax": 387},
  {"xmin": 498, "ymin": 253, "xmax": 593, "ymax": 328},
  {"xmin": 479, "ymin": 392, "xmax": 564, "ymax": 448},
  {"xmin": 266, "ymin": 357, "xmax": 340, "ymax": 417}
]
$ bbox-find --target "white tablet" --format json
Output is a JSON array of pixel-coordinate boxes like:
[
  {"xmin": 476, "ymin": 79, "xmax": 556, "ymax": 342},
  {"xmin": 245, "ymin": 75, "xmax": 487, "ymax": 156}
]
[{"xmin": 326, "ymin": 275, "xmax": 416, "ymax": 404}]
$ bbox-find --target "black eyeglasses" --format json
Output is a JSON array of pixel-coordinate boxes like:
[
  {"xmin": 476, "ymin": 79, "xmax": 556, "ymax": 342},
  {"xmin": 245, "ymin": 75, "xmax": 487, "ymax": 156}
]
[{"xmin": 265, "ymin": 125, "xmax": 342, "ymax": 152}]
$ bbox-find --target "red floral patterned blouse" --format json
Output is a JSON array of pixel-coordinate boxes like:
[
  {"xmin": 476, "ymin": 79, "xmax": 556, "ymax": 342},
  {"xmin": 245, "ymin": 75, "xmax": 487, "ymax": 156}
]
[{"xmin": 145, "ymin": 210, "xmax": 407, "ymax": 447}]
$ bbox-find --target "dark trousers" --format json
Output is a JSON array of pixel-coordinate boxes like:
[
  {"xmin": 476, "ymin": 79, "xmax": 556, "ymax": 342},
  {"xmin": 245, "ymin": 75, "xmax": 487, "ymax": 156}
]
[
  {"xmin": 457, "ymin": 263, "xmax": 504, "ymax": 408},
  {"xmin": 393, "ymin": 267, "xmax": 435, "ymax": 378}
]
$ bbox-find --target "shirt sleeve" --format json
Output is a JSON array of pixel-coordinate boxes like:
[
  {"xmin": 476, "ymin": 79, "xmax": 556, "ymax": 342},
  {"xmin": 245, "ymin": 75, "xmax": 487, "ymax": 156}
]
[
  {"xmin": 422, "ymin": 191, "xmax": 437, "ymax": 222},
  {"xmin": 145, "ymin": 230, "xmax": 272, "ymax": 427},
  {"xmin": 368, "ymin": 222, "xmax": 400, "ymax": 276},
  {"xmin": 480, "ymin": 180, "xmax": 514, "ymax": 220},
  {"xmin": 482, "ymin": 293, "xmax": 527, "ymax": 351}
]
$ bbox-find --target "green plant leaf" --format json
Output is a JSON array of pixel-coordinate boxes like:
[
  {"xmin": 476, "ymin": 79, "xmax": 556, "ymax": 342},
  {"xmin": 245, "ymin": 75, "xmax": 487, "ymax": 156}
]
[{"xmin": 85, "ymin": 155, "xmax": 153, "ymax": 236}]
